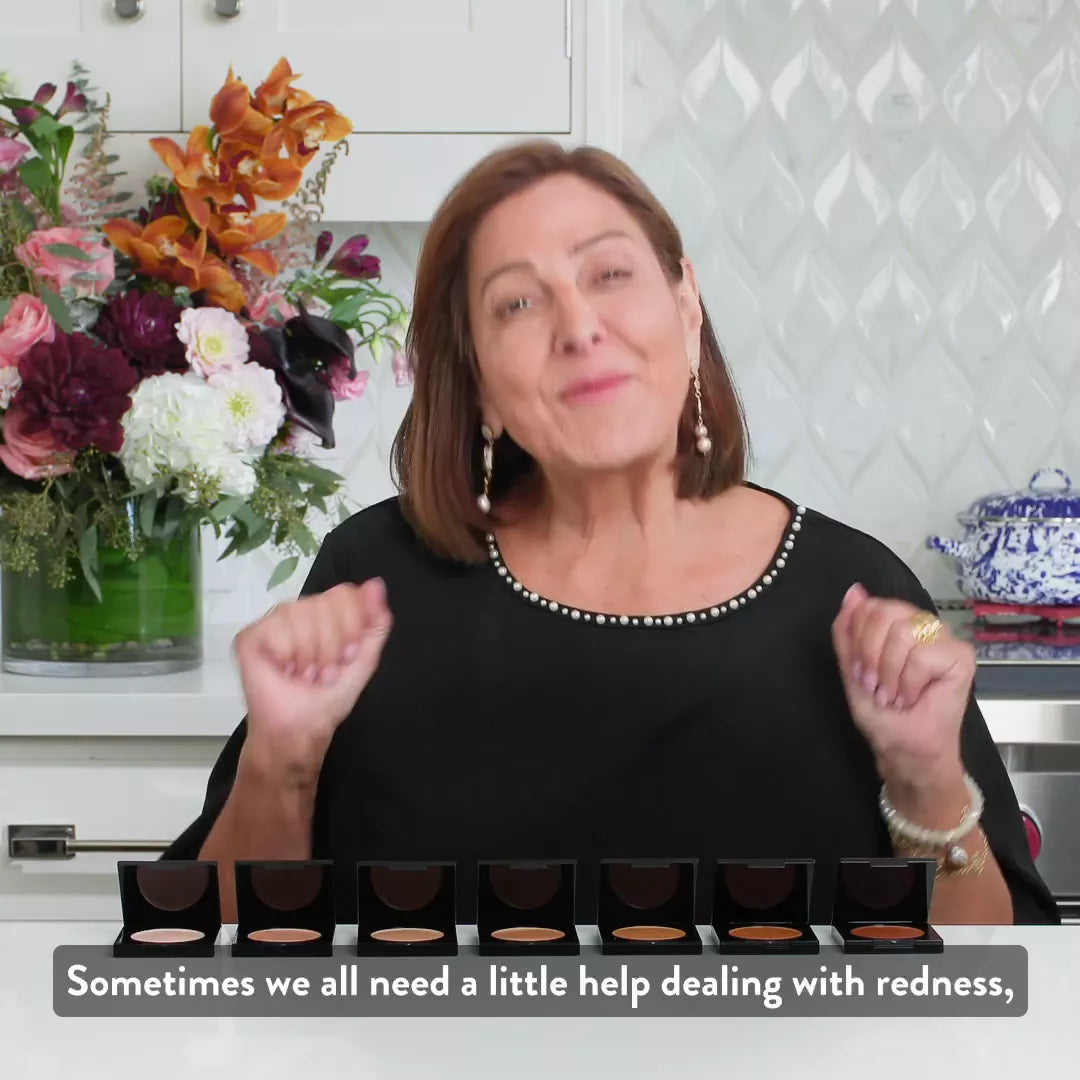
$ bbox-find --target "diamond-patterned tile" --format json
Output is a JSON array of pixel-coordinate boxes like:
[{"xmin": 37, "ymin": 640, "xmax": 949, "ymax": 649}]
[
  {"xmin": 812, "ymin": 149, "xmax": 892, "ymax": 262},
  {"xmin": 770, "ymin": 36, "xmax": 850, "ymax": 162},
  {"xmin": 978, "ymin": 364, "xmax": 1060, "ymax": 472},
  {"xmin": 775, "ymin": 251, "xmax": 848, "ymax": 371},
  {"xmin": 682, "ymin": 37, "xmax": 762, "ymax": 147},
  {"xmin": 905, "ymin": 0, "xmax": 980, "ymax": 44},
  {"xmin": 939, "ymin": 255, "xmax": 1019, "ymax": 367},
  {"xmin": 1027, "ymin": 39, "xmax": 1080, "ymax": 155},
  {"xmin": 853, "ymin": 254, "xmax": 935, "ymax": 378},
  {"xmin": 1025, "ymin": 256, "xmax": 1080, "ymax": 391},
  {"xmin": 899, "ymin": 152, "xmax": 977, "ymax": 273},
  {"xmin": 942, "ymin": 39, "xmax": 1025, "ymax": 159},
  {"xmin": 990, "ymin": 0, "xmax": 1067, "ymax": 49},
  {"xmin": 726, "ymin": 149, "xmax": 806, "ymax": 272},
  {"xmin": 819, "ymin": 0, "xmax": 894, "ymax": 50},
  {"xmin": 856, "ymin": 38, "xmax": 936, "ymax": 142},
  {"xmin": 984, "ymin": 145, "xmax": 1064, "ymax": 265}
]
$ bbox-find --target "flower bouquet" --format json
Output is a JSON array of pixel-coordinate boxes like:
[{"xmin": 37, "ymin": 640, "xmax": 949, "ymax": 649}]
[{"xmin": 0, "ymin": 59, "xmax": 409, "ymax": 675}]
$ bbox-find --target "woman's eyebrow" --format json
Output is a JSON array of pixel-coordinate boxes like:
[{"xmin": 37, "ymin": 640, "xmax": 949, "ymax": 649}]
[{"xmin": 479, "ymin": 229, "xmax": 634, "ymax": 299}]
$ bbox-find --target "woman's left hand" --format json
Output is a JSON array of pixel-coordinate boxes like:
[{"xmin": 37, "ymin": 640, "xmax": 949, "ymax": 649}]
[{"xmin": 831, "ymin": 582, "xmax": 975, "ymax": 790}]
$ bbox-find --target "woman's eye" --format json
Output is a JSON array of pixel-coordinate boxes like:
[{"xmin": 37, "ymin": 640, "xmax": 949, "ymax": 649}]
[
  {"xmin": 498, "ymin": 296, "xmax": 533, "ymax": 317},
  {"xmin": 597, "ymin": 267, "xmax": 631, "ymax": 283}
]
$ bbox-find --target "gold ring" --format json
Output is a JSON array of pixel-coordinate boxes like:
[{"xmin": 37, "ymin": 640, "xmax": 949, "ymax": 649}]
[{"xmin": 910, "ymin": 611, "xmax": 943, "ymax": 645}]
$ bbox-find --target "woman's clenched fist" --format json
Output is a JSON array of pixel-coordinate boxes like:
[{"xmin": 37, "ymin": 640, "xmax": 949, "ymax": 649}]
[{"xmin": 232, "ymin": 577, "xmax": 393, "ymax": 780}]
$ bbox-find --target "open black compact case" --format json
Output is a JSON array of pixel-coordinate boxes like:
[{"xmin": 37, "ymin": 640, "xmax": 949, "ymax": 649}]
[
  {"xmin": 712, "ymin": 859, "xmax": 819, "ymax": 954},
  {"xmin": 114, "ymin": 860, "xmax": 221, "ymax": 958},
  {"xmin": 356, "ymin": 861, "xmax": 458, "ymax": 956},
  {"xmin": 232, "ymin": 859, "xmax": 335, "ymax": 957},
  {"xmin": 830, "ymin": 858, "xmax": 943, "ymax": 953},
  {"xmin": 476, "ymin": 859, "xmax": 580, "ymax": 955},
  {"xmin": 598, "ymin": 858, "xmax": 702, "ymax": 955}
]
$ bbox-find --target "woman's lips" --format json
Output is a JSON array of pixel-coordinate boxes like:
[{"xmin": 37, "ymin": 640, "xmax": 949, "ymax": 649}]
[{"xmin": 559, "ymin": 372, "xmax": 631, "ymax": 404}]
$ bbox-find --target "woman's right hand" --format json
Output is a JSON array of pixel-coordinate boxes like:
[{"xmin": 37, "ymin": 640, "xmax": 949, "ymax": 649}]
[{"xmin": 232, "ymin": 577, "xmax": 393, "ymax": 781}]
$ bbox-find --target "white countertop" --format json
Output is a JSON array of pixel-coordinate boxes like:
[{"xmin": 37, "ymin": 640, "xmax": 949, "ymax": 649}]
[{"xmin": 2, "ymin": 922, "xmax": 1077, "ymax": 1078}]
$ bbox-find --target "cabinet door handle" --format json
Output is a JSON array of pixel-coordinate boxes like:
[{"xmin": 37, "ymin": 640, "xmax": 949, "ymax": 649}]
[
  {"xmin": 113, "ymin": 0, "xmax": 143, "ymax": 19},
  {"xmin": 214, "ymin": 0, "xmax": 244, "ymax": 18},
  {"xmin": 8, "ymin": 824, "xmax": 169, "ymax": 859}
]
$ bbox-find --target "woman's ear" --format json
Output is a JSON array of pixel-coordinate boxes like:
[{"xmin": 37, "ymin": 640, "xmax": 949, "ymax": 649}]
[{"xmin": 676, "ymin": 256, "xmax": 704, "ymax": 356}]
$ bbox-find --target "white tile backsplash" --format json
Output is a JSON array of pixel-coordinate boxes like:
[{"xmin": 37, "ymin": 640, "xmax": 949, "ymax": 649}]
[{"xmin": 206, "ymin": 0, "xmax": 1080, "ymax": 626}]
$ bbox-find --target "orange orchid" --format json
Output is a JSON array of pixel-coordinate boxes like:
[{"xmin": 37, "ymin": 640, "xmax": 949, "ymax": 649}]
[
  {"xmin": 218, "ymin": 142, "xmax": 304, "ymax": 204},
  {"xmin": 102, "ymin": 215, "xmax": 191, "ymax": 277},
  {"xmin": 149, "ymin": 127, "xmax": 236, "ymax": 228},
  {"xmin": 172, "ymin": 229, "xmax": 246, "ymax": 312},
  {"xmin": 252, "ymin": 57, "xmax": 315, "ymax": 117},
  {"xmin": 207, "ymin": 205, "xmax": 286, "ymax": 276},
  {"xmin": 210, "ymin": 67, "xmax": 273, "ymax": 149},
  {"xmin": 264, "ymin": 100, "xmax": 352, "ymax": 162}
]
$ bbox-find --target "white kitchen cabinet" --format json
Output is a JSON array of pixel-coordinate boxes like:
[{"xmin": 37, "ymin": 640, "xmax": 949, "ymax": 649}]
[
  {"xmin": 0, "ymin": 0, "xmax": 182, "ymax": 132},
  {"xmin": 176, "ymin": 0, "xmax": 622, "ymax": 220},
  {"xmin": 182, "ymin": 0, "xmax": 571, "ymax": 135}
]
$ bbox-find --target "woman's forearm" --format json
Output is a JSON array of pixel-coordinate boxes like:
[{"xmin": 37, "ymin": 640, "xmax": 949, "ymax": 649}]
[
  {"xmin": 884, "ymin": 771, "xmax": 1014, "ymax": 925},
  {"xmin": 197, "ymin": 735, "xmax": 326, "ymax": 922}
]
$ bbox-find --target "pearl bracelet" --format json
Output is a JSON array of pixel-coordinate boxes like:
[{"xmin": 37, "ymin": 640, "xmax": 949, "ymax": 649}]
[{"xmin": 878, "ymin": 772, "xmax": 984, "ymax": 847}]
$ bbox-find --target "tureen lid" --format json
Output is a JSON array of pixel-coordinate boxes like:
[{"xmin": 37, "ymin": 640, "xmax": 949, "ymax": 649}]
[{"xmin": 961, "ymin": 468, "xmax": 1080, "ymax": 521}]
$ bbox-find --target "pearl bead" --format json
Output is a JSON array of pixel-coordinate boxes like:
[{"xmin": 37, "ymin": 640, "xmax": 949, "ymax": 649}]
[
  {"xmin": 696, "ymin": 436, "xmax": 712, "ymax": 454},
  {"xmin": 476, "ymin": 493, "xmax": 491, "ymax": 513},
  {"xmin": 694, "ymin": 422, "xmax": 709, "ymax": 438}
]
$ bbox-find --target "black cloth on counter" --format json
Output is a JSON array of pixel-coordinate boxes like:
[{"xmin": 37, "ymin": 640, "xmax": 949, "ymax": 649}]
[{"xmin": 164, "ymin": 482, "xmax": 1061, "ymax": 925}]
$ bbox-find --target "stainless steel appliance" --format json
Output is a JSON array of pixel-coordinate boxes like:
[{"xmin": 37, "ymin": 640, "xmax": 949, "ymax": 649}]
[{"xmin": 941, "ymin": 601, "xmax": 1080, "ymax": 923}]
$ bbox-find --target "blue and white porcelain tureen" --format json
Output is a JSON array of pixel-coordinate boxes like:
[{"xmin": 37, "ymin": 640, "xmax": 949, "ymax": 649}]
[{"xmin": 926, "ymin": 468, "xmax": 1080, "ymax": 607}]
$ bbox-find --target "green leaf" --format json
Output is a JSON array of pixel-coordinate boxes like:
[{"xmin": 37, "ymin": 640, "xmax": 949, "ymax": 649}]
[
  {"xmin": 37, "ymin": 286, "xmax": 74, "ymax": 333},
  {"xmin": 267, "ymin": 555, "xmax": 299, "ymax": 590},
  {"xmin": 43, "ymin": 242, "xmax": 94, "ymax": 262},
  {"xmin": 337, "ymin": 503, "xmax": 351, "ymax": 524},
  {"xmin": 0, "ymin": 299, "xmax": 10, "ymax": 324},
  {"xmin": 56, "ymin": 123, "xmax": 74, "ymax": 167},
  {"xmin": 162, "ymin": 495, "xmax": 184, "ymax": 539},
  {"xmin": 8, "ymin": 198, "xmax": 36, "ymax": 233},
  {"xmin": 28, "ymin": 114, "xmax": 61, "ymax": 140},
  {"xmin": 138, "ymin": 492, "xmax": 158, "ymax": 538},
  {"xmin": 287, "ymin": 524, "xmax": 318, "ymax": 557},
  {"xmin": 209, "ymin": 495, "xmax": 247, "ymax": 523},
  {"xmin": 78, "ymin": 523, "xmax": 102, "ymax": 602},
  {"xmin": 17, "ymin": 155, "xmax": 52, "ymax": 198}
]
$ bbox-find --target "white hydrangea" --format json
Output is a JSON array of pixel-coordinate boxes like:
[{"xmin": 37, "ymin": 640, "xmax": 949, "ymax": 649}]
[
  {"xmin": 119, "ymin": 372, "xmax": 257, "ymax": 503},
  {"xmin": 176, "ymin": 306, "xmax": 249, "ymax": 377},
  {"xmin": 208, "ymin": 363, "xmax": 286, "ymax": 451},
  {"xmin": 0, "ymin": 367, "xmax": 21, "ymax": 410}
]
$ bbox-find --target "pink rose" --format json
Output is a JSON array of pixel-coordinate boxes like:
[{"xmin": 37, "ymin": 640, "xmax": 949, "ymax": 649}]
[
  {"xmin": 15, "ymin": 226, "xmax": 115, "ymax": 298},
  {"xmin": 0, "ymin": 405, "xmax": 74, "ymax": 480},
  {"xmin": 328, "ymin": 360, "xmax": 369, "ymax": 402},
  {"xmin": 0, "ymin": 294, "xmax": 56, "ymax": 369},
  {"xmin": 247, "ymin": 291, "xmax": 299, "ymax": 326},
  {"xmin": 0, "ymin": 135, "xmax": 29, "ymax": 174}
]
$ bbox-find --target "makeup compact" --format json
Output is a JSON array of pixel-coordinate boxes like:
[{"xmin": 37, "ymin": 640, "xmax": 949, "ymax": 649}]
[
  {"xmin": 113, "ymin": 860, "xmax": 221, "ymax": 958},
  {"xmin": 830, "ymin": 858, "xmax": 943, "ymax": 953},
  {"xmin": 356, "ymin": 861, "xmax": 458, "ymax": 956},
  {"xmin": 232, "ymin": 859, "xmax": 335, "ymax": 957},
  {"xmin": 712, "ymin": 859, "xmax": 819, "ymax": 954},
  {"xmin": 597, "ymin": 859, "xmax": 701, "ymax": 955},
  {"xmin": 476, "ymin": 860, "xmax": 579, "ymax": 955}
]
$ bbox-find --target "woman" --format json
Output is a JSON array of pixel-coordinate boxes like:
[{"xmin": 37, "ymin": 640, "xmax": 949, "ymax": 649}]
[{"xmin": 165, "ymin": 140, "xmax": 1058, "ymax": 927}]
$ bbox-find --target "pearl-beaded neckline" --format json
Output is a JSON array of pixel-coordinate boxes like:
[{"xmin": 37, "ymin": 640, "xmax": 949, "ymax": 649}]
[{"xmin": 485, "ymin": 500, "xmax": 807, "ymax": 628}]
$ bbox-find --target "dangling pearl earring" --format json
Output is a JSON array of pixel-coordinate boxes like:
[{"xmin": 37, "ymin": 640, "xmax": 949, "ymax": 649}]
[
  {"xmin": 692, "ymin": 368, "xmax": 711, "ymax": 455},
  {"xmin": 477, "ymin": 423, "xmax": 495, "ymax": 513}
]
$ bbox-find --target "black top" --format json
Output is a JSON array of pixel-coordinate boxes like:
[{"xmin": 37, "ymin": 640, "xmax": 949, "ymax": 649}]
[{"xmin": 164, "ymin": 483, "xmax": 1060, "ymax": 925}]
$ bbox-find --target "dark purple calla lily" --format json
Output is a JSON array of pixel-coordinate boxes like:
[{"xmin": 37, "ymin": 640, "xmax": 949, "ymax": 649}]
[
  {"xmin": 327, "ymin": 234, "xmax": 380, "ymax": 279},
  {"xmin": 249, "ymin": 301, "xmax": 354, "ymax": 449},
  {"xmin": 56, "ymin": 82, "xmax": 87, "ymax": 119},
  {"xmin": 315, "ymin": 230, "xmax": 333, "ymax": 262},
  {"xmin": 12, "ymin": 106, "xmax": 40, "ymax": 126}
]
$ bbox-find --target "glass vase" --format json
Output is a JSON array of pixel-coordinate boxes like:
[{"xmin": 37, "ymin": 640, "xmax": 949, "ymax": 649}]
[{"xmin": 1, "ymin": 524, "xmax": 202, "ymax": 677}]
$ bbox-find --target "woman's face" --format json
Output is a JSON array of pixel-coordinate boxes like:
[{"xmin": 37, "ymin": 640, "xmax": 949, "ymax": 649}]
[{"xmin": 466, "ymin": 173, "xmax": 703, "ymax": 479}]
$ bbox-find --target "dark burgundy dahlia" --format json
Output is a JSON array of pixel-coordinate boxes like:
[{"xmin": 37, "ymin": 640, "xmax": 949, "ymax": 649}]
[
  {"xmin": 17, "ymin": 333, "xmax": 138, "ymax": 454},
  {"xmin": 94, "ymin": 290, "xmax": 187, "ymax": 377}
]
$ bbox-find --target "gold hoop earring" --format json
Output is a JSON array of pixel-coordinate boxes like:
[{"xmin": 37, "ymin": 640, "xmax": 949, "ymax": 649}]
[
  {"xmin": 692, "ymin": 371, "xmax": 711, "ymax": 455},
  {"xmin": 477, "ymin": 424, "xmax": 495, "ymax": 513}
]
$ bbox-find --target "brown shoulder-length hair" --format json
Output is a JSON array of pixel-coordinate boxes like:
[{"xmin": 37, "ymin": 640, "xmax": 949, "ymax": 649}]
[{"xmin": 391, "ymin": 138, "xmax": 750, "ymax": 564}]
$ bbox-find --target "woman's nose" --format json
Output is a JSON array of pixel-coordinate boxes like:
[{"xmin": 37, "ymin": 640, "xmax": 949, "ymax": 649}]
[{"xmin": 552, "ymin": 289, "xmax": 604, "ymax": 355}]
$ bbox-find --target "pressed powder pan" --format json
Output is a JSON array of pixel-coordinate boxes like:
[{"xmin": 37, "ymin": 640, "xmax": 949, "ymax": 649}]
[
  {"xmin": 490, "ymin": 926, "xmax": 565, "ymax": 943},
  {"xmin": 728, "ymin": 925, "xmax": 803, "ymax": 942},
  {"xmin": 612, "ymin": 925, "xmax": 686, "ymax": 942},
  {"xmin": 129, "ymin": 928, "xmax": 206, "ymax": 944},
  {"xmin": 233, "ymin": 860, "xmax": 335, "ymax": 957},
  {"xmin": 851, "ymin": 924, "xmax": 925, "ymax": 941},
  {"xmin": 370, "ymin": 927, "xmax": 445, "ymax": 944},
  {"xmin": 247, "ymin": 928, "xmax": 323, "ymax": 944}
]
